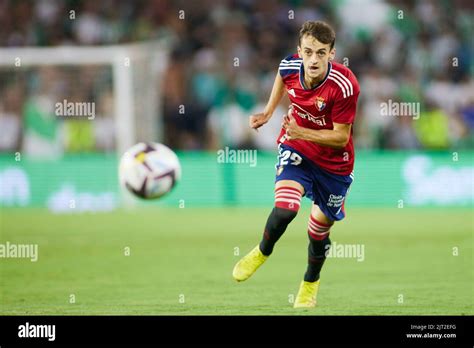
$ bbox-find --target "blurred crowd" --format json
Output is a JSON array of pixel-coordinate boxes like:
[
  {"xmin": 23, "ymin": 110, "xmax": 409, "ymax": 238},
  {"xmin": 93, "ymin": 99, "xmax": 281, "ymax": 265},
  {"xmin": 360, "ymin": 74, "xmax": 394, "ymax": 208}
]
[{"xmin": 0, "ymin": 0, "xmax": 473, "ymax": 155}]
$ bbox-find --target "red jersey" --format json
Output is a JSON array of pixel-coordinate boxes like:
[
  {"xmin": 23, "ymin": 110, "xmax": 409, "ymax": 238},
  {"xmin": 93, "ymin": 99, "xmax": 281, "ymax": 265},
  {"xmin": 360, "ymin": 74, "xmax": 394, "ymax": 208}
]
[{"xmin": 277, "ymin": 54, "xmax": 360, "ymax": 175}]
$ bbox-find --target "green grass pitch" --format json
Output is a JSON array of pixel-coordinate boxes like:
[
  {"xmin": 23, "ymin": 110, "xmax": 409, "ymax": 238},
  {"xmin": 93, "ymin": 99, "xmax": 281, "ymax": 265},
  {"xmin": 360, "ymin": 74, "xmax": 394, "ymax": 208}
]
[{"xmin": 0, "ymin": 206, "xmax": 472, "ymax": 315}]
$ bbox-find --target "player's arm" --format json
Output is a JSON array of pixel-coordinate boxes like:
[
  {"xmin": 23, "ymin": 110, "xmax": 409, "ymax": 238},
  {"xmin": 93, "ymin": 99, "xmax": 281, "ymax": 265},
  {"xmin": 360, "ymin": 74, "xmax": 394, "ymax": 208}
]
[
  {"xmin": 249, "ymin": 72, "xmax": 285, "ymax": 130},
  {"xmin": 283, "ymin": 114, "xmax": 351, "ymax": 149}
]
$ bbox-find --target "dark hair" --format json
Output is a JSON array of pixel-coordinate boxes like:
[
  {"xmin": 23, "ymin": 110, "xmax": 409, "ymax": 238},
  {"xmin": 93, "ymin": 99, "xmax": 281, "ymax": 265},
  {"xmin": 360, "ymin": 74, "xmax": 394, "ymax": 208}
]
[{"xmin": 298, "ymin": 21, "xmax": 336, "ymax": 49}]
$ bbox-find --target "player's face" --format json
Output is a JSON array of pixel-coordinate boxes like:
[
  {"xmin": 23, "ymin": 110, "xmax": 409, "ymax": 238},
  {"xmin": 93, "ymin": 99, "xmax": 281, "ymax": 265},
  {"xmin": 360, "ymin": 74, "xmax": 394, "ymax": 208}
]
[{"xmin": 297, "ymin": 34, "xmax": 335, "ymax": 82}]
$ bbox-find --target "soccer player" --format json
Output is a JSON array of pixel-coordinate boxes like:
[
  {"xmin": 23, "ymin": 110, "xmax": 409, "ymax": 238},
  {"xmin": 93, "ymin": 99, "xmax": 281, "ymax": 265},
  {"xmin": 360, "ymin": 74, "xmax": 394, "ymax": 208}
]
[{"xmin": 232, "ymin": 21, "xmax": 360, "ymax": 308}]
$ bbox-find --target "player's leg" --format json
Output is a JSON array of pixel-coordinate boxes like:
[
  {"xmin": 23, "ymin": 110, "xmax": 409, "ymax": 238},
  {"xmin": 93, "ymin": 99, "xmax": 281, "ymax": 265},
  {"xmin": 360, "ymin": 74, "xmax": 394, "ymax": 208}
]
[
  {"xmin": 259, "ymin": 179, "xmax": 304, "ymax": 255},
  {"xmin": 294, "ymin": 204, "xmax": 333, "ymax": 308},
  {"xmin": 305, "ymin": 203, "xmax": 333, "ymax": 282},
  {"xmin": 232, "ymin": 180, "xmax": 304, "ymax": 282},
  {"xmin": 293, "ymin": 163, "xmax": 353, "ymax": 307}
]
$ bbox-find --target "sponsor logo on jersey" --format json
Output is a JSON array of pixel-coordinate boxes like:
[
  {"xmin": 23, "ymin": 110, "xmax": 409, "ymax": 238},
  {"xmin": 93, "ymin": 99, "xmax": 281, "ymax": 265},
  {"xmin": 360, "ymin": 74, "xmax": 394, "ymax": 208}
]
[{"xmin": 292, "ymin": 103, "xmax": 327, "ymax": 127}]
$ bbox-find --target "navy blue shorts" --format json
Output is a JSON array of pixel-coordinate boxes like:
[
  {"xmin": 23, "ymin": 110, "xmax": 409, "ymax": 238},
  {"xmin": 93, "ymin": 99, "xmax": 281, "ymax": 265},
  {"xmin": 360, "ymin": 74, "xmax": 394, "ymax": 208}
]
[{"xmin": 275, "ymin": 144, "xmax": 354, "ymax": 221}]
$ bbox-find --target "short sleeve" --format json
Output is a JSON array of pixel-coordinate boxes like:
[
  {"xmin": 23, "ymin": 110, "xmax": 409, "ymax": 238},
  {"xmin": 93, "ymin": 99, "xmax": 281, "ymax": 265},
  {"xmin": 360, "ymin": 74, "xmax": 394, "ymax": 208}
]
[{"xmin": 278, "ymin": 54, "xmax": 302, "ymax": 79}]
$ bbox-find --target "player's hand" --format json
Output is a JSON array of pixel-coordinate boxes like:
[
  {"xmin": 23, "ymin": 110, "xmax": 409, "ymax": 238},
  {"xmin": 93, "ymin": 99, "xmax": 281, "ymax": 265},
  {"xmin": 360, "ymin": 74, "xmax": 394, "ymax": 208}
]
[
  {"xmin": 249, "ymin": 112, "xmax": 271, "ymax": 130},
  {"xmin": 282, "ymin": 113, "xmax": 303, "ymax": 140}
]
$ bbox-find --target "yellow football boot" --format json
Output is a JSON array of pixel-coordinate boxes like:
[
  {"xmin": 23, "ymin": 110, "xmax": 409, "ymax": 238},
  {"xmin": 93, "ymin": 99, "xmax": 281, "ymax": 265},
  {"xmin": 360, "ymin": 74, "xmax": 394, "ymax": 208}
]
[
  {"xmin": 232, "ymin": 245, "xmax": 268, "ymax": 282},
  {"xmin": 293, "ymin": 280, "xmax": 320, "ymax": 308}
]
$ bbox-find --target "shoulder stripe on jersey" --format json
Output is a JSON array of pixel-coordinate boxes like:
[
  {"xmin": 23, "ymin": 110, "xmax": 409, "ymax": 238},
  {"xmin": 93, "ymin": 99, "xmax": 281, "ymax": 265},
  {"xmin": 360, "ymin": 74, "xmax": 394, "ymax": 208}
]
[
  {"xmin": 328, "ymin": 76, "xmax": 347, "ymax": 98},
  {"xmin": 280, "ymin": 63, "xmax": 301, "ymax": 68},
  {"xmin": 280, "ymin": 62, "xmax": 301, "ymax": 67},
  {"xmin": 281, "ymin": 59, "xmax": 302, "ymax": 63},
  {"xmin": 329, "ymin": 72, "xmax": 351, "ymax": 98},
  {"xmin": 330, "ymin": 69, "xmax": 353, "ymax": 95}
]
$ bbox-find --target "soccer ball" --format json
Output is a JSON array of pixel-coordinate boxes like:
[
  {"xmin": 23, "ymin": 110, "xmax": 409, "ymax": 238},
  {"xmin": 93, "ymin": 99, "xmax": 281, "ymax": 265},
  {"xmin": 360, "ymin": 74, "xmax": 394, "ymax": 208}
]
[{"xmin": 119, "ymin": 142, "xmax": 181, "ymax": 199}]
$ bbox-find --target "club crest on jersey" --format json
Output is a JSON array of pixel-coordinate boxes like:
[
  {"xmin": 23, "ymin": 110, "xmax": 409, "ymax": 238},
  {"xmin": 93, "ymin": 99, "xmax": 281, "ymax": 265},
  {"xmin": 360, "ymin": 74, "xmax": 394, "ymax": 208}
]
[{"xmin": 315, "ymin": 97, "xmax": 326, "ymax": 111}]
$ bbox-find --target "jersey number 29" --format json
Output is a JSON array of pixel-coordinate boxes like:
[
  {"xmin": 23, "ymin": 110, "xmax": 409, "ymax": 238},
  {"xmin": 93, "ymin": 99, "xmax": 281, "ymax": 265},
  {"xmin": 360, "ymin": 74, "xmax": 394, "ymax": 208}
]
[{"xmin": 278, "ymin": 150, "xmax": 302, "ymax": 166}]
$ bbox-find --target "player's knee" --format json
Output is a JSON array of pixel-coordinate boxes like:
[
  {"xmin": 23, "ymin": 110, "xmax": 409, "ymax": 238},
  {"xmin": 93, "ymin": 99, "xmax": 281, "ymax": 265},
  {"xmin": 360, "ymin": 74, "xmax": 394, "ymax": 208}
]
[
  {"xmin": 274, "ymin": 186, "xmax": 302, "ymax": 213},
  {"xmin": 272, "ymin": 206, "xmax": 298, "ymax": 225},
  {"xmin": 307, "ymin": 215, "xmax": 333, "ymax": 241}
]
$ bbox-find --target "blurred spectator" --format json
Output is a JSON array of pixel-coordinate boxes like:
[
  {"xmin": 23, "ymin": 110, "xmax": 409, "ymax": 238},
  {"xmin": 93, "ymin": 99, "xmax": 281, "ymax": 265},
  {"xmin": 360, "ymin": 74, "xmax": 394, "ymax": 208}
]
[
  {"xmin": 458, "ymin": 99, "xmax": 474, "ymax": 148},
  {"xmin": 72, "ymin": 0, "xmax": 105, "ymax": 45},
  {"xmin": 62, "ymin": 85, "xmax": 95, "ymax": 153},
  {"xmin": 357, "ymin": 67, "xmax": 398, "ymax": 148},
  {"xmin": 207, "ymin": 99, "xmax": 254, "ymax": 149},
  {"xmin": 414, "ymin": 100, "xmax": 450, "ymax": 149},
  {"xmin": 0, "ymin": 85, "xmax": 23, "ymax": 151},
  {"xmin": 385, "ymin": 116, "xmax": 421, "ymax": 149},
  {"xmin": 94, "ymin": 90, "xmax": 115, "ymax": 151},
  {"xmin": 22, "ymin": 67, "xmax": 63, "ymax": 158}
]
